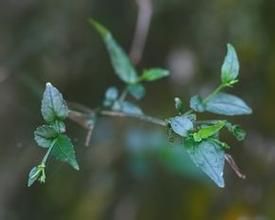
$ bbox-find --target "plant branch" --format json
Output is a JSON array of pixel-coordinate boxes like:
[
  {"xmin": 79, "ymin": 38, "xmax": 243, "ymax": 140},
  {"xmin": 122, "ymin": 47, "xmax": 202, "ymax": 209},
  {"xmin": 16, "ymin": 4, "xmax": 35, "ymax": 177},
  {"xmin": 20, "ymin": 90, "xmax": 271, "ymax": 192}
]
[
  {"xmin": 68, "ymin": 108, "xmax": 167, "ymax": 129},
  {"xmin": 99, "ymin": 110, "xmax": 167, "ymax": 126}
]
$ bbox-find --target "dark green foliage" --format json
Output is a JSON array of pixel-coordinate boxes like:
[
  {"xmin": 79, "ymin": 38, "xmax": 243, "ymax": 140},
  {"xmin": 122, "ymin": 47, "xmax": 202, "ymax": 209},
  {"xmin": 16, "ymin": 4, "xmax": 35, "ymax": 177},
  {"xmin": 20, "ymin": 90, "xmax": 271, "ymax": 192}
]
[
  {"xmin": 28, "ymin": 21, "xmax": 252, "ymax": 188},
  {"xmin": 28, "ymin": 83, "xmax": 79, "ymax": 187},
  {"xmin": 51, "ymin": 134, "xmax": 79, "ymax": 170}
]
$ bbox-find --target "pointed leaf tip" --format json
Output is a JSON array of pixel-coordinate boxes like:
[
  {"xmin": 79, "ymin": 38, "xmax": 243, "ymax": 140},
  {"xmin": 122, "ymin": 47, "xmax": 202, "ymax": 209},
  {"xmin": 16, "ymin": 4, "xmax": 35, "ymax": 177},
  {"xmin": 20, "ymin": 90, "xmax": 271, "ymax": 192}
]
[
  {"xmin": 186, "ymin": 140, "xmax": 225, "ymax": 188},
  {"xmin": 41, "ymin": 83, "xmax": 69, "ymax": 122},
  {"xmin": 89, "ymin": 18, "xmax": 109, "ymax": 37}
]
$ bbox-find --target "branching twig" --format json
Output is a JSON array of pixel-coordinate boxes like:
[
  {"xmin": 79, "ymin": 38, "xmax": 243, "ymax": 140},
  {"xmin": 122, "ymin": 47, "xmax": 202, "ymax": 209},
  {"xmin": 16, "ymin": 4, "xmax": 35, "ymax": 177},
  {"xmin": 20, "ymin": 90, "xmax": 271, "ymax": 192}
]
[
  {"xmin": 225, "ymin": 153, "xmax": 246, "ymax": 179},
  {"xmin": 129, "ymin": 0, "xmax": 153, "ymax": 64},
  {"xmin": 69, "ymin": 108, "xmax": 167, "ymax": 129}
]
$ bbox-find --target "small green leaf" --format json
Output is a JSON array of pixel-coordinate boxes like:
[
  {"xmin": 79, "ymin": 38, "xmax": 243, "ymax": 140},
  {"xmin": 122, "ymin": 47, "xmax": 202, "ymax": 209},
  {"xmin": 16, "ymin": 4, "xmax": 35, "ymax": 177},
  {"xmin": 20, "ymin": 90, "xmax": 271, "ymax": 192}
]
[
  {"xmin": 104, "ymin": 86, "xmax": 119, "ymax": 107},
  {"xmin": 113, "ymin": 101, "xmax": 143, "ymax": 115},
  {"xmin": 169, "ymin": 115, "xmax": 194, "ymax": 137},
  {"xmin": 28, "ymin": 166, "xmax": 41, "ymax": 187},
  {"xmin": 205, "ymin": 93, "xmax": 252, "ymax": 116},
  {"xmin": 41, "ymin": 83, "xmax": 69, "ymax": 123},
  {"xmin": 186, "ymin": 139, "xmax": 225, "ymax": 188},
  {"xmin": 174, "ymin": 97, "xmax": 184, "ymax": 114},
  {"xmin": 193, "ymin": 121, "xmax": 225, "ymax": 142},
  {"xmin": 190, "ymin": 95, "xmax": 205, "ymax": 112},
  {"xmin": 34, "ymin": 125, "xmax": 58, "ymax": 148},
  {"xmin": 51, "ymin": 135, "xmax": 79, "ymax": 170},
  {"xmin": 225, "ymin": 122, "xmax": 246, "ymax": 141},
  {"xmin": 105, "ymin": 86, "xmax": 119, "ymax": 101},
  {"xmin": 27, "ymin": 164, "xmax": 46, "ymax": 187},
  {"xmin": 140, "ymin": 68, "xmax": 170, "ymax": 82},
  {"xmin": 128, "ymin": 83, "xmax": 145, "ymax": 100},
  {"xmin": 90, "ymin": 19, "xmax": 138, "ymax": 84},
  {"xmin": 221, "ymin": 44, "xmax": 239, "ymax": 84}
]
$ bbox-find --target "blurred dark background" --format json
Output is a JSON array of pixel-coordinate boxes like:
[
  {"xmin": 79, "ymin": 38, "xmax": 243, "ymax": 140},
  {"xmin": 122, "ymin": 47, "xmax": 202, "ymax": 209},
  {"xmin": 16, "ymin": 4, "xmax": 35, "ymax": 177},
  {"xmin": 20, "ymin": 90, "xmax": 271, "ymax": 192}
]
[{"xmin": 0, "ymin": 0, "xmax": 274, "ymax": 219}]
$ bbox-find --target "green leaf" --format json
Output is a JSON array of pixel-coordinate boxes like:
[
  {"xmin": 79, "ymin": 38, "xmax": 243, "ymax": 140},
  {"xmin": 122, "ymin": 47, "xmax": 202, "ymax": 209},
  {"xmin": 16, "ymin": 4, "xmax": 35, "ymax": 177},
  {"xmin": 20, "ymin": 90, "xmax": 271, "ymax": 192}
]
[
  {"xmin": 221, "ymin": 44, "xmax": 239, "ymax": 84},
  {"xmin": 105, "ymin": 86, "xmax": 119, "ymax": 101},
  {"xmin": 113, "ymin": 101, "xmax": 143, "ymax": 115},
  {"xmin": 174, "ymin": 97, "xmax": 184, "ymax": 114},
  {"xmin": 27, "ymin": 164, "xmax": 46, "ymax": 187},
  {"xmin": 186, "ymin": 139, "xmax": 225, "ymax": 188},
  {"xmin": 190, "ymin": 95, "xmax": 205, "ymax": 112},
  {"xmin": 27, "ymin": 166, "xmax": 41, "ymax": 187},
  {"xmin": 41, "ymin": 83, "xmax": 69, "ymax": 123},
  {"xmin": 51, "ymin": 135, "xmax": 79, "ymax": 170},
  {"xmin": 169, "ymin": 115, "xmax": 194, "ymax": 137},
  {"xmin": 34, "ymin": 125, "xmax": 58, "ymax": 148},
  {"xmin": 225, "ymin": 122, "xmax": 246, "ymax": 141},
  {"xmin": 140, "ymin": 68, "xmax": 170, "ymax": 82},
  {"xmin": 193, "ymin": 121, "xmax": 225, "ymax": 142},
  {"xmin": 90, "ymin": 19, "xmax": 138, "ymax": 84},
  {"xmin": 128, "ymin": 83, "xmax": 145, "ymax": 100},
  {"xmin": 104, "ymin": 86, "xmax": 119, "ymax": 107},
  {"xmin": 205, "ymin": 93, "xmax": 252, "ymax": 116}
]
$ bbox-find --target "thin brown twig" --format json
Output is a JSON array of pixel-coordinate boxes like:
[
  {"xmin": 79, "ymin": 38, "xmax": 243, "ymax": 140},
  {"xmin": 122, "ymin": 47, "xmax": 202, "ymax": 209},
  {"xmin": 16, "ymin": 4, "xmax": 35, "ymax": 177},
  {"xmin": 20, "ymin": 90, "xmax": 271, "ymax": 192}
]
[
  {"xmin": 68, "ymin": 107, "xmax": 167, "ymax": 129},
  {"xmin": 224, "ymin": 153, "xmax": 246, "ymax": 179},
  {"xmin": 129, "ymin": 0, "xmax": 153, "ymax": 65}
]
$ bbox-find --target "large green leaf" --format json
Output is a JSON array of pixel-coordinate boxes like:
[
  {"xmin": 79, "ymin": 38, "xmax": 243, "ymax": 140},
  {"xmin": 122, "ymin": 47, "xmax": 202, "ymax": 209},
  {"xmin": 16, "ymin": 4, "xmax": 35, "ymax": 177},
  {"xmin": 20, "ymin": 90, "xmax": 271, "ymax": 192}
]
[
  {"xmin": 51, "ymin": 135, "xmax": 79, "ymax": 170},
  {"xmin": 186, "ymin": 140, "xmax": 225, "ymax": 188},
  {"xmin": 41, "ymin": 83, "xmax": 69, "ymax": 123},
  {"xmin": 205, "ymin": 93, "xmax": 252, "ymax": 116},
  {"xmin": 221, "ymin": 44, "xmax": 239, "ymax": 84},
  {"xmin": 34, "ymin": 125, "xmax": 58, "ymax": 148},
  {"xmin": 169, "ymin": 115, "xmax": 194, "ymax": 137},
  {"xmin": 90, "ymin": 19, "xmax": 138, "ymax": 84}
]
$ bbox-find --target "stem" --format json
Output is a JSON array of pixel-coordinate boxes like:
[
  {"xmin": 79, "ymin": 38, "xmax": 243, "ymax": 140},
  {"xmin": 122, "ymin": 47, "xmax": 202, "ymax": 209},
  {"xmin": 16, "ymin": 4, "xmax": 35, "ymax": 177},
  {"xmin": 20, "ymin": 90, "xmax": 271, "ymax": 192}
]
[
  {"xmin": 41, "ymin": 139, "xmax": 57, "ymax": 165},
  {"xmin": 203, "ymin": 84, "xmax": 225, "ymax": 103},
  {"xmin": 100, "ymin": 110, "xmax": 167, "ymax": 126},
  {"xmin": 68, "ymin": 108, "xmax": 167, "ymax": 128},
  {"xmin": 118, "ymin": 87, "xmax": 129, "ymax": 102}
]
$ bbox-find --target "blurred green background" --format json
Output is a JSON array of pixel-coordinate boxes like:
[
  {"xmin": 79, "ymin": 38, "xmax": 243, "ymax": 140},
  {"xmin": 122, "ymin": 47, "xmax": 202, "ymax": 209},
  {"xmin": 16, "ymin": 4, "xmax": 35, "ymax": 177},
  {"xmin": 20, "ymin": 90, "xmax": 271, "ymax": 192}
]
[{"xmin": 0, "ymin": 0, "xmax": 274, "ymax": 219}]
